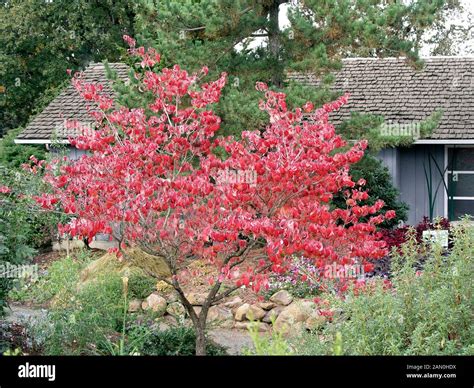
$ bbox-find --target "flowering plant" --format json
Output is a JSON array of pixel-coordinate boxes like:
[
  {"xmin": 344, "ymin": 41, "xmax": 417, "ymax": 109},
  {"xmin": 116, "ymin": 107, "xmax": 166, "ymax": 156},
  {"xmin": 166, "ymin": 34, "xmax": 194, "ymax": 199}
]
[{"xmin": 31, "ymin": 36, "xmax": 394, "ymax": 354}]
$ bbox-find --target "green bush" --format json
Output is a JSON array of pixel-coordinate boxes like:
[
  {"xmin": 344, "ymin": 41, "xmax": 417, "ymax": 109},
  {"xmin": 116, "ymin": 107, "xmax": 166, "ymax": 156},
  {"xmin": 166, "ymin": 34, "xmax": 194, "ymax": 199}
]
[
  {"xmin": 332, "ymin": 154, "xmax": 408, "ymax": 229},
  {"xmin": 28, "ymin": 268, "xmax": 125, "ymax": 355},
  {"xmin": 127, "ymin": 325, "xmax": 226, "ymax": 356},
  {"xmin": 290, "ymin": 222, "xmax": 474, "ymax": 355},
  {"xmin": 127, "ymin": 273, "xmax": 156, "ymax": 300},
  {"xmin": 0, "ymin": 128, "xmax": 47, "ymax": 169}
]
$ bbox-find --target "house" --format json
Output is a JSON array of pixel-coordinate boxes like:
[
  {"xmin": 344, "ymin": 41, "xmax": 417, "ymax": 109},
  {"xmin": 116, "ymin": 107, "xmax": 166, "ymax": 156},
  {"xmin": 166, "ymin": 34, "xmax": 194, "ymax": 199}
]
[{"xmin": 15, "ymin": 58, "xmax": 474, "ymax": 225}]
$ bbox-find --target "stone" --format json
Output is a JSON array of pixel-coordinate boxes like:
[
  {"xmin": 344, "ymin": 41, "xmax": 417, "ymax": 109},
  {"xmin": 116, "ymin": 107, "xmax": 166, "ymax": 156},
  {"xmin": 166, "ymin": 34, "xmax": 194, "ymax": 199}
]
[
  {"xmin": 185, "ymin": 292, "xmax": 208, "ymax": 306},
  {"xmin": 269, "ymin": 290, "xmax": 293, "ymax": 306},
  {"xmin": 257, "ymin": 301, "xmax": 276, "ymax": 311},
  {"xmin": 193, "ymin": 306, "xmax": 202, "ymax": 316},
  {"xmin": 164, "ymin": 291, "xmax": 179, "ymax": 304},
  {"xmin": 222, "ymin": 296, "xmax": 243, "ymax": 309},
  {"xmin": 234, "ymin": 303, "xmax": 250, "ymax": 321},
  {"xmin": 262, "ymin": 306, "xmax": 285, "ymax": 324},
  {"xmin": 151, "ymin": 321, "xmax": 170, "ymax": 332},
  {"xmin": 234, "ymin": 321, "xmax": 270, "ymax": 332},
  {"xmin": 246, "ymin": 305, "xmax": 266, "ymax": 321},
  {"xmin": 274, "ymin": 302, "xmax": 310, "ymax": 333},
  {"xmin": 208, "ymin": 306, "xmax": 233, "ymax": 323},
  {"xmin": 163, "ymin": 314, "xmax": 178, "ymax": 326},
  {"xmin": 166, "ymin": 302, "xmax": 186, "ymax": 319},
  {"xmin": 128, "ymin": 299, "xmax": 141, "ymax": 312},
  {"xmin": 305, "ymin": 313, "xmax": 327, "ymax": 331},
  {"xmin": 143, "ymin": 293, "xmax": 167, "ymax": 316}
]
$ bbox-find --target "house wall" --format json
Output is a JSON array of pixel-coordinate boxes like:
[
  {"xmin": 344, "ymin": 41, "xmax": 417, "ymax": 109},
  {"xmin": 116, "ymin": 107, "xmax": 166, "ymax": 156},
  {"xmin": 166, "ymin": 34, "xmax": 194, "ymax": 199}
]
[
  {"xmin": 68, "ymin": 147, "xmax": 87, "ymax": 161},
  {"xmin": 378, "ymin": 145, "xmax": 445, "ymax": 225}
]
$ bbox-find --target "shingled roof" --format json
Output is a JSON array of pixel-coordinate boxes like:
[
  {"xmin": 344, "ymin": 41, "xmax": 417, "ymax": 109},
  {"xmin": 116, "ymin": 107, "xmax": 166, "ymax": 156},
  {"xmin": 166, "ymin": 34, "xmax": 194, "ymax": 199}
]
[
  {"xmin": 289, "ymin": 56, "xmax": 474, "ymax": 141},
  {"xmin": 15, "ymin": 62, "xmax": 130, "ymax": 143},
  {"xmin": 16, "ymin": 57, "xmax": 474, "ymax": 144}
]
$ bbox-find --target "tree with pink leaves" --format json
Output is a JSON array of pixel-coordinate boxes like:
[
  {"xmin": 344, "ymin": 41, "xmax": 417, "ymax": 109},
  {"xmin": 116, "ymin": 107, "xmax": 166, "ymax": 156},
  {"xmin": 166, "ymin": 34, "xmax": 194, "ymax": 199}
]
[{"xmin": 33, "ymin": 37, "xmax": 394, "ymax": 355}]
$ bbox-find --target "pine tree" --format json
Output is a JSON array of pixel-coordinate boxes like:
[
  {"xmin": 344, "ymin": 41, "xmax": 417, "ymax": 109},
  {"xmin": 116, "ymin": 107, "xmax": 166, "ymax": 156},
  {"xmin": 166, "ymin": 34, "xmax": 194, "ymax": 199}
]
[{"xmin": 134, "ymin": 0, "xmax": 446, "ymax": 141}]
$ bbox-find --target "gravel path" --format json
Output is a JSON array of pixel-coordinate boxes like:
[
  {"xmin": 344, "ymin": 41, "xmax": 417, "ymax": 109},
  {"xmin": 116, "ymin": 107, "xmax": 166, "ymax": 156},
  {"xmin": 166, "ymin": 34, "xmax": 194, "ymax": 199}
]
[{"xmin": 208, "ymin": 328, "xmax": 255, "ymax": 355}]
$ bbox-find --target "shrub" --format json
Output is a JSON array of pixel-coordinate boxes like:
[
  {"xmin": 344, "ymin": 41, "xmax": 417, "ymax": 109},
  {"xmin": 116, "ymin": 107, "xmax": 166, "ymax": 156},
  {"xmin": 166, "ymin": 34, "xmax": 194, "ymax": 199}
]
[
  {"xmin": 26, "ymin": 254, "xmax": 85, "ymax": 305},
  {"xmin": 0, "ymin": 127, "xmax": 47, "ymax": 169},
  {"xmin": 28, "ymin": 270, "xmax": 125, "ymax": 355},
  {"xmin": 380, "ymin": 216, "xmax": 451, "ymax": 251},
  {"xmin": 127, "ymin": 325, "xmax": 226, "ymax": 356},
  {"xmin": 244, "ymin": 322, "xmax": 293, "ymax": 355},
  {"xmin": 125, "ymin": 273, "xmax": 156, "ymax": 300},
  {"xmin": 332, "ymin": 154, "xmax": 408, "ymax": 229},
  {"xmin": 290, "ymin": 222, "xmax": 473, "ymax": 355}
]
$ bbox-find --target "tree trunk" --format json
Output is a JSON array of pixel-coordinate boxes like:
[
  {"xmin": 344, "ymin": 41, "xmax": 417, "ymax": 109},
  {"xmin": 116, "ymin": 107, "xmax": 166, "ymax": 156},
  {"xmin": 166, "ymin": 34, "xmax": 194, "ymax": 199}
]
[
  {"xmin": 195, "ymin": 320, "xmax": 207, "ymax": 356},
  {"xmin": 268, "ymin": 0, "xmax": 283, "ymax": 88}
]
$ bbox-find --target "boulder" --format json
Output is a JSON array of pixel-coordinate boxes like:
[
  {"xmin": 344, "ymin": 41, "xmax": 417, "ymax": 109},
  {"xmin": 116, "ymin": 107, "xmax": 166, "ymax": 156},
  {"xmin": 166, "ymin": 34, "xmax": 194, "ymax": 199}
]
[
  {"xmin": 128, "ymin": 299, "xmax": 142, "ymax": 313},
  {"xmin": 246, "ymin": 305, "xmax": 266, "ymax": 321},
  {"xmin": 166, "ymin": 302, "xmax": 186, "ymax": 319},
  {"xmin": 164, "ymin": 292, "xmax": 179, "ymax": 304},
  {"xmin": 273, "ymin": 302, "xmax": 310, "ymax": 333},
  {"xmin": 234, "ymin": 321, "xmax": 270, "ymax": 332},
  {"xmin": 262, "ymin": 306, "xmax": 285, "ymax": 323},
  {"xmin": 163, "ymin": 315, "xmax": 178, "ymax": 327},
  {"xmin": 185, "ymin": 292, "xmax": 208, "ymax": 306},
  {"xmin": 269, "ymin": 290, "xmax": 293, "ymax": 306},
  {"xmin": 79, "ymin": 247, "xmax": 171, "ymax": 289},
  {"xmin": 207, "ymin": 306, "xmax": 234, "ymax": 328},
  {"xmin": 222, "ymin": 296, "xmax": 243, "ymax": 309},
  {"xmin": 208, "ymin": 306, "xmax": 233, "ymax": 322},
  {"xmin": 257, "ymin": 301, "xmax": 276, "ymax": 311},
  {"xmin": 305, "ymin": 313, "xmax": 327, "ymax": 331},
  {"xmin": 143, "ymin": 293, "xmax": 167, "ymax": 316},
  {"xmin": 234, "ymin": 303, "xmax": 250, "ymax": 321}
]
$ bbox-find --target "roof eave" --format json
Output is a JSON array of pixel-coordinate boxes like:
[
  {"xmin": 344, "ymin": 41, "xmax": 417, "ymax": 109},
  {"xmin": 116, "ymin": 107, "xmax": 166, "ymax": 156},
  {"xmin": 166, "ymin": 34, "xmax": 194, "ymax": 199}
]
[
  {"xmin": 414, "ymin": 139, "xmax": 474, "ymax": 145},
  {"xmin": 14, "ymin": 138, "xmax": 70, "ymax": 145}
]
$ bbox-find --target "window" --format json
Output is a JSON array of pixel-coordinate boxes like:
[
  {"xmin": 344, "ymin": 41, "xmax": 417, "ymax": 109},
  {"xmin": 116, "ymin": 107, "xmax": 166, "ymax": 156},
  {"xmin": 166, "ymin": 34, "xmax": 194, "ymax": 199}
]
[{"xmin": 446, "ymin": 147, "xmax": 474, "ymax": 221}]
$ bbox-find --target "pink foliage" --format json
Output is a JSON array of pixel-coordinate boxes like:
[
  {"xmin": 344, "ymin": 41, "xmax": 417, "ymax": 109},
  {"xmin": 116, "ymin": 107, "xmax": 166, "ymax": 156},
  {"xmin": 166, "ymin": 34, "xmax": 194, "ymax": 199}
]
[{"xmin": 34, "ymin": 39, "xmax": 394, "ymax": 294}]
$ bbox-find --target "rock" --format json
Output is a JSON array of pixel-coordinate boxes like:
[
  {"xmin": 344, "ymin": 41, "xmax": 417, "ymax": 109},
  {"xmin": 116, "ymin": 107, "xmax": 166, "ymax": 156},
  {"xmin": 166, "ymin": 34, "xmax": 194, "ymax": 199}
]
[
  {"xmin": 185, "ymin": 292, "xmax": 208, "ymax": 306},
  {"xmin": 234, "ymin": 321, "xmax": 270, "ymax": 332},
  {"xmin": 164, "ymin": 291, "xmax": 179, "ymax": 304},
  {"xmin": 143, "ymin": 293, "xmax": 167, "ymax": 316},
  {"xmin": 208, "ymin": 306, "xmax": 233, "ymax": 323},
  {"xmin": 151, "ymin": 321, "xmax": 170, "ymax": 332},
  {"xmin": 166, "ymin": 302, "xmax": 186, "ymax": 318},
  {"xmin": 141, "ymin": 300, "xmax": 149, "ymax": 310},
  {"xmin": 246, "ymin": 305, "xmax": 266, "ymax": 321},
  {"xmin": 193, "ymin": 306, "xmax": 202, "ymax": 316},
  {"xmin": 234, "ymin": 303, "xmax": 250, "ymax": 321},
  {"xmin": 222, "ymin": 296, "xmax": 243, "ymax": 309},
  {"xmin": 274, "ymin": 302, "xmax": 310, "ymax": 333},
  {"xmin": 128, "ymin": 299, "xmax": 141, "ymax": 312},
  {"xmin": 305, "ymin": 313, "xmax": 327, "ymax": 331},
  {"xmin": 257, "ymin": 301, "xmax": 276, "ymax": 311},
  {"xmin": 163, "ymin": 315, "xmax": 178, "ymax": 327},
  {"xmin": 262, "ymin": 306, "xmax": 285, "ymax": 323},
  {"xmin": 269, "ymin": 290, "xmax": 293, "ymax": 306}
]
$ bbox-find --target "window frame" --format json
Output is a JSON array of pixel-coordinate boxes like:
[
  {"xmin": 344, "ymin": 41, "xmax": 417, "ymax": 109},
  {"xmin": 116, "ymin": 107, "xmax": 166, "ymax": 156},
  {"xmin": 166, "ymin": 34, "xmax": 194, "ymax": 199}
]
[{"xmin": 444, "ymin": 145, "xmax": 474, "ymax": 221}]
